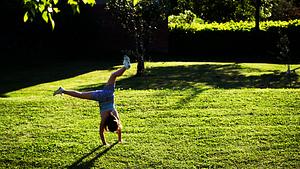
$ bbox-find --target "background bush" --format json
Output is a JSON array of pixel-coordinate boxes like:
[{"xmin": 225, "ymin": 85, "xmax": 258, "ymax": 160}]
[
  {"xmin": 168, "ymin": 18, "xmax": 300, "ymax": 63},
  {"xmin": 169, "ymin": 18, "xmax": 300, "ymax": 32}
]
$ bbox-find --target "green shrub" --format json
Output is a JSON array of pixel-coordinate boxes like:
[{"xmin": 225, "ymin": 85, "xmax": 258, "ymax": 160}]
[
  {"xmin": 168, "ymin": 10, "xmax": 203, "ymax": 24},
  {"xmin": 168, "ymin": 18, "xmax": 300, "ymax": 32}
]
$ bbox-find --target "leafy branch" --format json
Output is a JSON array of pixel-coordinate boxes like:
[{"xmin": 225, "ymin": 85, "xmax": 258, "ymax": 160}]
[{"xmin": 23, "ymin": 0, "xmax": 95, "ymax": 30}]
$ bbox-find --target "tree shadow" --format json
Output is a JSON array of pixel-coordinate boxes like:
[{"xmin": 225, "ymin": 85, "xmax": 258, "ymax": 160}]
[
  {"xmin": 78, "ymin": 63, "xmax": 299, "ymax": 92},
  {"xmin": 68, "ymin": 142, "xmax": 118, "ymax": 169},
  {"xmin": 0, "ymin": 60, "xmax": 117, "ymax": 97},
  {"xmin": 3, "ymin": 62, "xmax": 298, "ymax": 97}
]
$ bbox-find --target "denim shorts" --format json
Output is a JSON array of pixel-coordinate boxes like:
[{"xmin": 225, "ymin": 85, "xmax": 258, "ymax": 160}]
[{"xmin": 91, "ymin": 84, "xmax": 115, "ymax": 113}]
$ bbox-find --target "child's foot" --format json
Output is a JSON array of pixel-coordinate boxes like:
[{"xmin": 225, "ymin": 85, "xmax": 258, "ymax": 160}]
[
  {"xmin": 53, "ymin": 87, "xmax": 64, "ymax": 96},
  {"xmin": 123, "ymin": 55, "xmax": 131, "ymax": 69}
]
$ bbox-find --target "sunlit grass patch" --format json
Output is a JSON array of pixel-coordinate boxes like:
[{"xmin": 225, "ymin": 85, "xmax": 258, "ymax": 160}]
[{"xmin": 0, "ymin": 62, "xmax": 299, "ymax": 168}]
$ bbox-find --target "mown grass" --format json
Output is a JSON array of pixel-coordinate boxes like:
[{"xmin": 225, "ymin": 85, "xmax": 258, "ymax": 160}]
[{"xmin": 0, "ymin": 62, "xmax": 299, "ymax": 168}]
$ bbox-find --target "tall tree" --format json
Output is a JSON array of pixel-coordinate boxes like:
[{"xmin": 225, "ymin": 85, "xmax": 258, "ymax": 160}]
[{"xmin": 106, "ymin": 0, "xmax": 170, "ymax": 76}]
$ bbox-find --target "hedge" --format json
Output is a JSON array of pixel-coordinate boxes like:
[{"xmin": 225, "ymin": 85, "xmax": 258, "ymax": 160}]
[
  {"xmin": 168, "ymin": 20, "xmax": 300, "ymax": 63},
  {"xmin": 169, "ymin": 19, "xmax": 300, "ymax": 32}
]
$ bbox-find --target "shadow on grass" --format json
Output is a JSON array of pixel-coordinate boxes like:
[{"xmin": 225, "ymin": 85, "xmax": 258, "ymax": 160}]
[
  {"xmin": 0, "ymin": 60, "xmax": 116, "ymax": 97},
  {"xmin": 2, "ymin": 62, "xmax": 298, "ymax": 97},
  {"xmin": 78, "ymin": 64, "xmax": 299, "ymax": 92},
  {"xmin": 68, "ymin": 142, "xmax": 118, "ymax": 169}
]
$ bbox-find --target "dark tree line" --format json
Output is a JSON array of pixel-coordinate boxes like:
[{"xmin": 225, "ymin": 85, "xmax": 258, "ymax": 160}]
[{"xmin": 170, "ymin": 0, "xmax": 299, "ymax": 22}]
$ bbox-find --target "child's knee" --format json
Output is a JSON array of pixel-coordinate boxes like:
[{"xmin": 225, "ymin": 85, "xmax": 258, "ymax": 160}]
[{"xmin": 111, "ymin": 72, "xmax": 118, "ymax": 78}]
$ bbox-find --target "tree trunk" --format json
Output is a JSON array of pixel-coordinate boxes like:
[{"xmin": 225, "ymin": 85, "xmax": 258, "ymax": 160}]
[
  {"xmin": 255, "ymin": 0, "xmax": 261, "ymax": 31},
  {"xmin": 135, "ymin": 35, "xmax": 145, "ymax": 76},
  {"xmin": 136, "ymin": 55, "xmax": 145, "ymax": 76}
]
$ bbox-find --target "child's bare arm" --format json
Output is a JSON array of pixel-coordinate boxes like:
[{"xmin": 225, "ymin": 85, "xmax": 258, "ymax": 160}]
[
  {"xmin": 99, "ymin": 121, "xmax": 108, "ymax": 145},
  {"xmin": 117, "ymin": 128, "xmax": 122, "ymax": 143}
]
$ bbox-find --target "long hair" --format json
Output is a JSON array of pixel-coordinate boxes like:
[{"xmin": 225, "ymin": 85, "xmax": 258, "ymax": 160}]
[{"xmin": 106, "ymin": 113, "xmax": 121, "ymax": 132}]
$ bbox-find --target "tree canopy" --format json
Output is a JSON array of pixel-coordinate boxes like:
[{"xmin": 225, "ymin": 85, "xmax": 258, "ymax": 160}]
[
  {"xmin": 23, "ymin": 0, "xmax": 95, "ymax": 30},
  {"xmin": 171, "ymin": 0, "xmax": 299, "ymax": 22}
]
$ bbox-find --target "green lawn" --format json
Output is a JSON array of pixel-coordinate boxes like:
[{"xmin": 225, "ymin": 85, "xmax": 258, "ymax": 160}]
[{"xmin": 0, "ymin": 61, "xmax": 299, "ymax": 168}]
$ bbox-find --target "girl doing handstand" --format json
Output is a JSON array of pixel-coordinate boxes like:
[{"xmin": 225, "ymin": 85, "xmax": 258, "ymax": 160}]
[{"xmin": 53, "ymin": 56, "xmax": 131, "ymax": 145}]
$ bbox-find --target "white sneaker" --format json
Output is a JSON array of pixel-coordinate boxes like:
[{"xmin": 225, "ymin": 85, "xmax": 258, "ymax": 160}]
[
  {"xmin": 123, "ymin": 55, "xmax": 131, "ymax": 69},
  {"xmin": 53, "ymin": 87, "xmax": 64, "ymax": 96}
]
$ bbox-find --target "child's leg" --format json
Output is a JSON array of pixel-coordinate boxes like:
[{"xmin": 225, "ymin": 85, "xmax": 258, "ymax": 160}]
[
  {"xmin": 54, "ymin": 67, "xmax": 127, "ymax": 99},
  {"xmin": 62, "ymin": 90, "xmax": 94, "ymax": 100},
  {"xmin": 106, "ymin": 55, "xmax": 130, "ymax": 85},
  {"xmin": 107, "ymin": 67, "xmax": 127, "ymax": 85}
]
